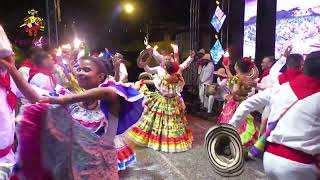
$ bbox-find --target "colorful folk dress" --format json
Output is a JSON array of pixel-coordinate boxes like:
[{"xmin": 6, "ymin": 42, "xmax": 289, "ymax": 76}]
[
  {"xmin": 12, "ymin": 81, "xmax": 144, "ymax": 180},
  {"xmin": 69, "ymin": 103, "xmax": 137, "ymax": 170},
  {"xmin": 58, "ymin": 79, "xmax": 138, "ymax": 170},
  {"xmin": 127, "ymin": 73, "xmax": 193, "ymax": 152},
  {"xmin": 217, "ymin": 75, "xmax": 259, "ymax": 148}
]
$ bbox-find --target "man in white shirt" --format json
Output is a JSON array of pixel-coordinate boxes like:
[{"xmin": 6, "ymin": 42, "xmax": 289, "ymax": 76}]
[
  {"xmin": 257, "ymin": 46, "xmax": 294, "ymax": 91},
  {"xmin": 257, "ymin": 53, "xmax": 304, "ymax": 133},
  {"xmin": 229, "ymin": 51, "xmax": 320, "ymax": 180},
  {"xmin": 0, "ymin": 55, "xmax": 42, "ymax": 179},
  {"xmin": 113, "ymin": 53, "xmax": 128, "ymax": 82},
  {"xmin": 198, "ymin": 54, "xmax": 215, "ymax": 112},
  {"xmin": 28, "ymin": 51, "xmax": 56, "ymax": 91},
  {"xmin": 205, "ymin": 68, "xmax": 228, "ymax": 114},
  {"xmin": 18, "ymin": 59, "xmax": 33, "ymax": 80}
]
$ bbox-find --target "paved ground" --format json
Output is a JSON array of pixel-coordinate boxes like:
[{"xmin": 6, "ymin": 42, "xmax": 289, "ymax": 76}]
[{"xmin": 119, "ymin": 114, "xmax": 267, "ymax": 180}]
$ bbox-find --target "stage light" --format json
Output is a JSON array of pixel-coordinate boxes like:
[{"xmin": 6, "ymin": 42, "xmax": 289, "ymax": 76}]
[
  {"xmin": 124, "ymin": 3, "xmax": 134, "ymax": 14},
  {"xmin": 223, "ymin": 51, "xmax": 229, "ymax": 58},
  {"xmin": 73, "ymin": 38, "xmax": 82, "ymax": 49},
  {"xmin": 56, "ymin": 47, "xmax": 62, "ymax": 57}
]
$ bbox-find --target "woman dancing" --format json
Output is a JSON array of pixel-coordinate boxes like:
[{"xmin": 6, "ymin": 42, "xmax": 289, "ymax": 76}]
[
  {"xmin": 217, "ymin": 57, "xmax": 259, "ymax": 148},
  {"xmin": 127, "ymin": 54, "xmax": 193, "ymax": 153},
  {"xmin": 1, "ymin": 57, "xmax": 144, "ymax": 179}
]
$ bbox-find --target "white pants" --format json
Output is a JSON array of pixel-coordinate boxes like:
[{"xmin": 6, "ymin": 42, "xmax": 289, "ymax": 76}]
[
  {"xmin": 263, "ymin": 152, "xmax": 320, "ymax": 180},
  {"xmin": 205, "ymin": 89, "xmax": 225, "ymax": 113},
  {"xmin": 200, "ymin": 83, "xmax": 225, "ymax": 113},
  {"xmin": 199, "ymin": 83, "xmax": 205, "ymax": 104},
  {"xmin": 199, "ymin": 83, "xmax": 215, "ymax": 112},
  {"xmin": 261, "ymin": 105, "xmax": 271, "ymax": 121},
  {"xmin": 204, "ymin": 95, "xmax": 214, "ymax": 113}
]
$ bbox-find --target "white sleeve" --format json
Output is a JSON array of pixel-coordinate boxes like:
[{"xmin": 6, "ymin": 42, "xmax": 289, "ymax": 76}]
[
  {"xmin": 18, "ymin": 67, "xmax": 30, "ymax": 80},
  {"xmin": 119, "ymin": 63, "xmax": 128, "ymax": 82},
  {"xmin": 179, "ymin": 56, "xmax": 194, "ymax": 71},
  {"xmin": 144, "ymin": 65, "xmax": 159, "ymax": 74},
  {"xmin": 152, "ymin": 49, "xmax": 165, "ymax": 65},
  {"xmin": 31, "ymin": 85, "xmax": 50, "ymax": 96},
  {"xmin": 229, "ymin": 88, "xmax": 272, "ymax": 127},
  {"xmin": 198, "ymin": 66, "xmax": 202, "ymax": 75},
  {"xmin": 29, "ymin": 73, "xmax": 54, "ymax": 91},
  {"xmin": 218, "ymin": 78, "xmax": 227, "ymax": 86},
  {"xmin": 257, "ymin": 75, "xmax": 274, "ymax": 90},
  {"xmin": 270, "ymin": 56, "xmax": 286, "ymax": 75},
  {"xmin": 12, "ymin": 81, "xmax": 49, "ymax": 98},
  {"xmin": 200, "ymin": 63, "xmax": 214, "ymax": 83}
]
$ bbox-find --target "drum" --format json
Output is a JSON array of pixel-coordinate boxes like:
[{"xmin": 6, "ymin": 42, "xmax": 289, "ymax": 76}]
[
  {"xmin": 137, "ymin": 49, "xmax": 152, "ymax": 68},
  {"xmin": 138, "ymin": 72, "xmax": 154, "ymax": 80},
  {"xmin": 205, "ymin": 124, "xmax": 244, "ymax": 177},
  {"xmin": 206, "ymin": 83, "xmax": 220, "ymax": 96}
]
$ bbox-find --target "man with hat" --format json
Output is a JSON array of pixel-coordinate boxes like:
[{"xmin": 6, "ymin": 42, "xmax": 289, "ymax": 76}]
[{"xmin": 198, "ymin": 51, "xmax": 215, "ymax": 113}]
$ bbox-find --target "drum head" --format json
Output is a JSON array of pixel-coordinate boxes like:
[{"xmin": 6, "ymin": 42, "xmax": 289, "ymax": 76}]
[
  {"xmin": 206, "ymin": 84, "xmax": 220, "ymax": 96},
  {"xmin": 205, "ymin": 124, "xmax": 244, "ymax": 177},
  {"xmin": 138, "ymin": 72, "xmax": 153, "ymax": 80},
  {"xmin": 137, "ymin": 49, "xmax": 152, "ymax": 68}
]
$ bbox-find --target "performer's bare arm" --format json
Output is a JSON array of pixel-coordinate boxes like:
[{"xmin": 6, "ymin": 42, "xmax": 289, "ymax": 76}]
[
  {"xmin": 224, "ymin": 65, "xmax": 233, "ymax": 78},
  {"xmin": 42, "ymin": 87, "xmax": 121, "ymax": 116},
  {"xmin": 0, "ymin": 56, "xmax": 41, "ymax": 103}
]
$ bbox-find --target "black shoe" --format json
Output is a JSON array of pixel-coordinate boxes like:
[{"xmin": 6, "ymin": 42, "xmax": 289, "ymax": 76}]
[{"xmin": 200, "ymin": 106, "xmax": 207, "ymax": 111}]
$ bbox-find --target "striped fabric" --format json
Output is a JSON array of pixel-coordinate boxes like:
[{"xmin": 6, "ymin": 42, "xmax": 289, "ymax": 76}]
[{"xmin": 127, "ymin": 90, "xmax": 192, "ymax": 153}]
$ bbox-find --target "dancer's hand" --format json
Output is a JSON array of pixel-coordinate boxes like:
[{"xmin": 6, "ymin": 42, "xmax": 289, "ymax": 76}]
[
  {"xmin": 153, "ymin": 45, "xmax": 158, "ymax": 51},
  {"xmin": 283, "ymin": 45, "xmax": 293, "ymax": 58},
  {"xmin": 0, "ymin": 56, "xmax": 16, "ymax": 70},
  {"xmin": 144, "ymin": 37, "xmax": 148, "ymax": 46},
  {"xmin": 144, "ymin": 37, "xmax": 151, "ymax": 49},
  {"xmin": 114, "ymin": 59, "xmax": 125, "ymax": 70},
  {"xmin": 189, "ymin": 50, "xmax": 196, "ymax": 58},
  {"xmin": 171, "ymin": 44, "xmax": 179, "ymax": 54}
]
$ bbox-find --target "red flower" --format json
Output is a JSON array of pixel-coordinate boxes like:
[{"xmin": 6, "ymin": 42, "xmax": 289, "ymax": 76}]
[{"xmin": 242, "ymin": 57, "xmax": 254, "ymax": 70}]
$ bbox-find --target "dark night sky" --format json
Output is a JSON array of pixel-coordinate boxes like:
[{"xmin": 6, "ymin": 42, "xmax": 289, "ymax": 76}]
[{"xmin": 0, "ymin": 0, "xmax": 212, "ymax": 50}]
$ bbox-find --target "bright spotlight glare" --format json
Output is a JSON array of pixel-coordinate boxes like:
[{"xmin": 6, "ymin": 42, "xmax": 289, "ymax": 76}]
[
  {"xmin": 73, "ymin": 38, "xmax": 82, "ymax": 49},
  {"xmin": 124, "ymin": 3, "xmax": 134, "ymax": 14}
]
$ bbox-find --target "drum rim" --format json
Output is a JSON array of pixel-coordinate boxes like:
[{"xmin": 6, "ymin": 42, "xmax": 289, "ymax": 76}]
[{"xmin": 205, "ymin": 84, "xmax": 220, "ymax": 96}]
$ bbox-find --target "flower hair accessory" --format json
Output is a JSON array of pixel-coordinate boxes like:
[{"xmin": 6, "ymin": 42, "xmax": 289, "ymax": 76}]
[
  {"xmin": 242, "ymin": 57, "xmax": 254, "ymax": 70},
  {"xmin": 164, "ymin": 57, "xmax": 180, "ymax": 74},
  {"xmin": 171, "ymin": 60, "xmax": 180, "ymax": 74}
]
